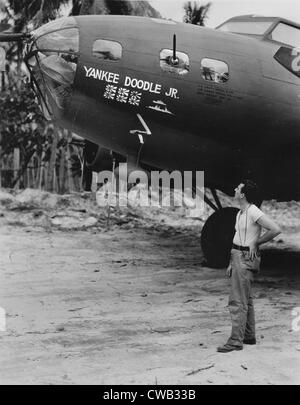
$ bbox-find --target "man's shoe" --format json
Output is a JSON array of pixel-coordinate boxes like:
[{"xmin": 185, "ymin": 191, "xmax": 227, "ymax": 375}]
[
  {"xmin": 217, "ymin": 344, "xmax": 243, "ymax": 353},
  {"xmin": 243, "ymin": 338, "xmax": 256, "ymax": 345}
]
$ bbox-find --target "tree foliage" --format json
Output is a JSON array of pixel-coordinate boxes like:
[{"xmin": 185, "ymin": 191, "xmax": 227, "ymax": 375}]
[
  {"xmin": 0, "ymin": 77, "xmax": 50, "ymax": 187},
  {"xmin": 183, "ymin": 1, "xmax": 211, "ymax": 26},
  {"xmin": 5, "ymin": 0, "xmax": 70, "ymax": 31},
  {"xmin": 0, "ymin": 1, "xmax": 74, "ymax": 189},
  {"xmin": 0, "ymin": 80, "xmax": 46, "ymax": 157}
]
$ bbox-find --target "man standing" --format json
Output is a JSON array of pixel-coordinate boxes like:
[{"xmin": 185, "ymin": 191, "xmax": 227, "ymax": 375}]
[{"xmin": 217, "ymin": 180, "xmax": 281, "ymax": 353}]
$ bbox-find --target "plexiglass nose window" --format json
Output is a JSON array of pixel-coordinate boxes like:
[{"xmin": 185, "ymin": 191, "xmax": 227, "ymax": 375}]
[
  {"xmin": 36, "ymin": 28, "xmax": 79, "ymax": 54},
  {"xmin": 201, "ymin": 58, "xmax": 229, "ymax": 83},
  {"xmin": 28, "ymin": 24, "xmax": 79, "ymax": 111}
]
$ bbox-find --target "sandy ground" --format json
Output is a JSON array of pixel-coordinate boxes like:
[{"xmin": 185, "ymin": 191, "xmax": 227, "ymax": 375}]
[{"xmin": 0, "ymin": 189, "xmax": 299, "ymax": 385}]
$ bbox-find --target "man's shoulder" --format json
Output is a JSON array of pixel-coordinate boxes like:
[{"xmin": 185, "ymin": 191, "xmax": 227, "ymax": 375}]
[
  {"xmin": 249, "ymin": 204, "xmax": 264, "ymax": 221},
  {"xmin": 249, "ymin": 204, "xmax": 263, "ymax": 212}
]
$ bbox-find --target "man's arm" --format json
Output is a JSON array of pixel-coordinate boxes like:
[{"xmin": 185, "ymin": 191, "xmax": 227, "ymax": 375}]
[
  {"xmin": 249, "ymin": 214, "xmax": 281, "ymax": 259},
  {"xmin": 256, "ymin": 215, "xmax": 281, "ymax": 245}
]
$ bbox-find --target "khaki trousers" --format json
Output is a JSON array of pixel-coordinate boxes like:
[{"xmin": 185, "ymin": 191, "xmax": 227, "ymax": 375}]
[{"xmin": 226, "ymin": 249, "xmax": 260, "ymax": 347}]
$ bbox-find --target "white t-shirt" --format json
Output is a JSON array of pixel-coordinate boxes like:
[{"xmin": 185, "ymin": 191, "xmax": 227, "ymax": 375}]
[{"xmin": 233, "ymin": 204, "xmax": 264, "ymax": 247}]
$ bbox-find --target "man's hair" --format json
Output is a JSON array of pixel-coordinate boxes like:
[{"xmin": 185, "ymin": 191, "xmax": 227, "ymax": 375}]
[{"xmin": 241, "ymin": 180, "xmax": 261, "ymax": 205}]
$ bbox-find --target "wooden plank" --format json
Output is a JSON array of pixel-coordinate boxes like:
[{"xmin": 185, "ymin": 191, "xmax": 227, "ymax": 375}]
[{"xmin": 47, "ymin": 126, "xmax": 58, "ymax": 192}]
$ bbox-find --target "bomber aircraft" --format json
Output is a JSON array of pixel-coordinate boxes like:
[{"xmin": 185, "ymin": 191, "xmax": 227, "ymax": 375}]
[{"xmin": 0, "ymin": 14, "xmax": 299, "ymax": 267}]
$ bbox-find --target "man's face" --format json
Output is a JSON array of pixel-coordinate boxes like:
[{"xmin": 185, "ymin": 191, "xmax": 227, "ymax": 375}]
[{"xmin": 234, "ymin": 183, "xmax": 245, "ymax": 200}]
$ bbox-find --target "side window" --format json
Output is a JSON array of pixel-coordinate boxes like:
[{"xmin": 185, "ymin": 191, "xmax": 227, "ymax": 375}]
[
  {"xmin": 93, "ymin": 39, "xmax": 122, "ymax": 61},
  {"xmin": 201, "ymin": 58, "xmax": 229, "ymax": 83},
  {"xmin": 160, "ymin": 49, "xmax": 189, "ymax": 75}
]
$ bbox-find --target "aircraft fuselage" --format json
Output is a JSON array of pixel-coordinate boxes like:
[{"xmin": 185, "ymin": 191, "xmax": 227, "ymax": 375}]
[{"xmin": 28, "ymin": 16, "xmax": 300, "ymax": 199}]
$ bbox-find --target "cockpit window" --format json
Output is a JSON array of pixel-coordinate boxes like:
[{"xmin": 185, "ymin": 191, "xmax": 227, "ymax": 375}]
[
  {"xmin": 160, "ymin": 49, "xmax": 189, "ymax": 75},
  {"xmin": 217, "ymin": 21, "xmax": 272, "ymax": 35},
  {"xmin": 201, "ymin": 58, "xmax": 229, "ymax": 83},
  {"xmin": 26, "ymin": 25, "xmax": 79, "ymax": 114},
  {"xmin": 270, "ymin": 23, "xmax": 300, "ymax": 48},
  {"xmin": 93, "ymin": 40, "xmax": 122, "ymax": 60}
]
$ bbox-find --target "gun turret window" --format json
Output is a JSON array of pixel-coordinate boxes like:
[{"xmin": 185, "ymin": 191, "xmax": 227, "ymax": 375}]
[
  {"xmin": 201, "ymin": 58, "xmax": 229, "ymax": 83},
  {"xmin": 93, "ymin": 40, "xmax": 122, "ymax": 61},
  {"xmin": 160, "ymin": 49, "xmax": 189, "ymax": 75}
]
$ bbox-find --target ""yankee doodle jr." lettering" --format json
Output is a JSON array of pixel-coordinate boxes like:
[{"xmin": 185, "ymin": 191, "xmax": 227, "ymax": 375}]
[
  {"xmin": 84, "ymin": 66, "xmax": 120, "ymax": 84},
  {"xmin": 83, "ymin": 65, "xmax": 179, "ymax": 99}
]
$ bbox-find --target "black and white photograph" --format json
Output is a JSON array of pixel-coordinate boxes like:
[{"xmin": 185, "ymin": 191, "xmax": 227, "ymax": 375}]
[{"xmin": 0, "ymin": 0, "xmax": 299, "ymax": 387}]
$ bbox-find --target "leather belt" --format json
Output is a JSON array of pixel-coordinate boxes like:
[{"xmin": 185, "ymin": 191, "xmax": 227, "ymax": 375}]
[{"xmin": 232, "ymin": 243, "xmax": 249, "ymax": 251}]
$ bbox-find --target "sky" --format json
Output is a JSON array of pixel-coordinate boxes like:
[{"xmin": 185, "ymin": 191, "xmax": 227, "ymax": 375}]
[{"xmin": 148, "ymin": 0, "xmax": 300, "ymax": 27}]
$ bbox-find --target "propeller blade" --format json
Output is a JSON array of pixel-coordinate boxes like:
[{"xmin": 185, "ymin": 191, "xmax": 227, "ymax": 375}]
[{"xmin": 0, "ymin": 33, "xmax": 30, "ymax": 42}]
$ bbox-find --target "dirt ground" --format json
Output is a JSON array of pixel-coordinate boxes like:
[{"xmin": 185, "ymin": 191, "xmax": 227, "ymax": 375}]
[{"xmin": 0, "ymin": 189, "xmax": 299, "ymax": 385}]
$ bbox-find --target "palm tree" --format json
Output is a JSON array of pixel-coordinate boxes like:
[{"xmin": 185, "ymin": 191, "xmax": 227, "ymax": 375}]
[
  {"xmin": 183, "ymin": 1, "xmax": 211, "ymax": 26},
  {"xmin": 4, "ymin": 0, "xmax": 71, "ymax": 30},
  {"xmin": 79, "ymin": 0, "xmax": 160, "ymax": 17},
  {"xmin": 79, "ymin": 0, "xmax": 95, "ymax": 15}
]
